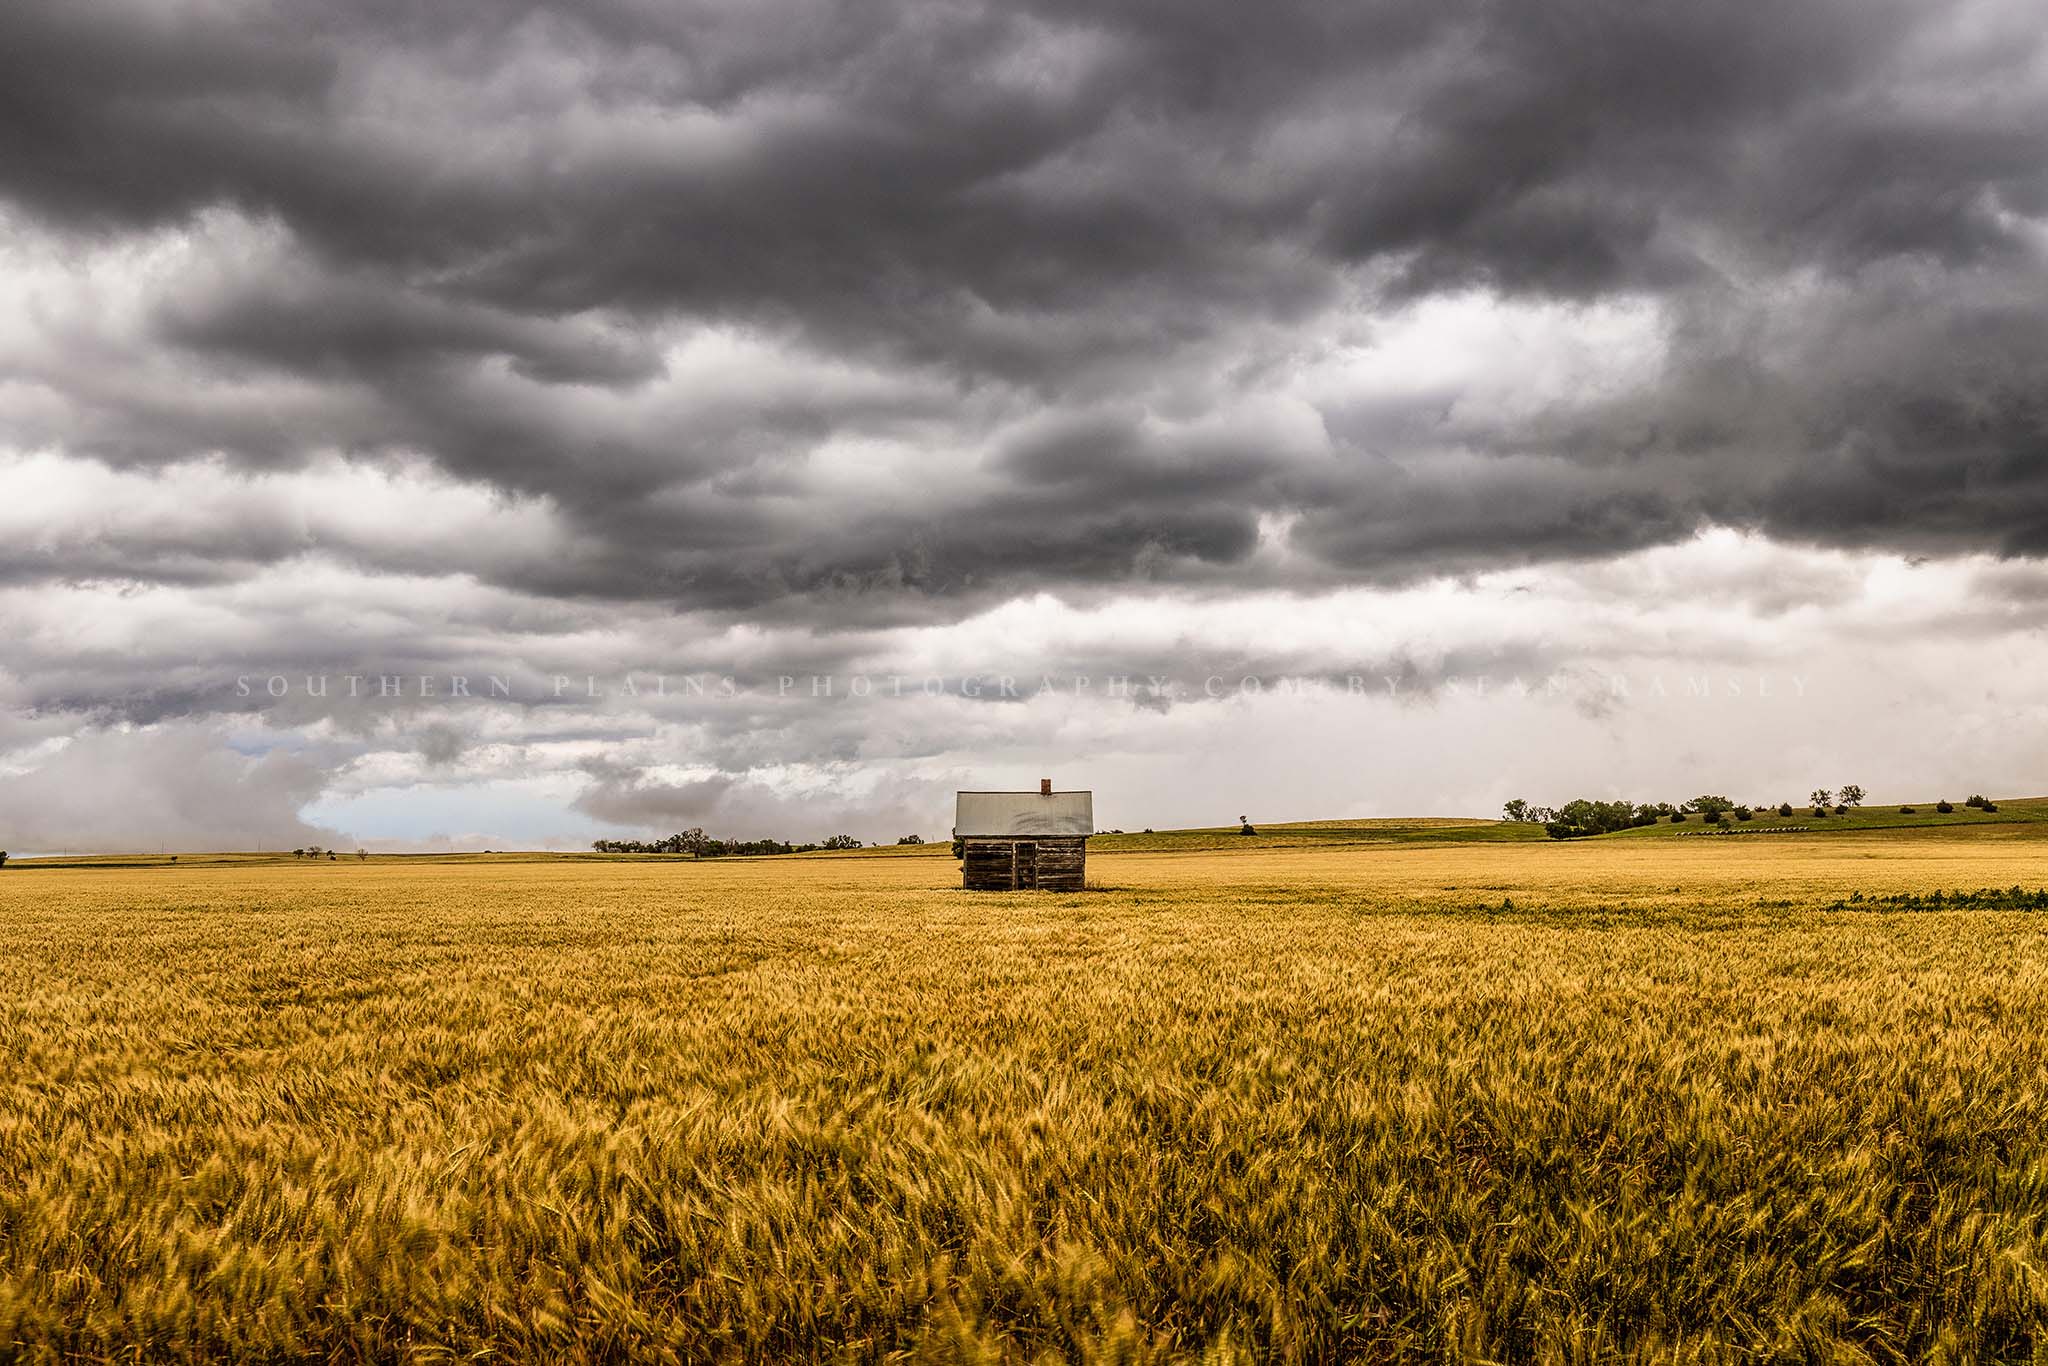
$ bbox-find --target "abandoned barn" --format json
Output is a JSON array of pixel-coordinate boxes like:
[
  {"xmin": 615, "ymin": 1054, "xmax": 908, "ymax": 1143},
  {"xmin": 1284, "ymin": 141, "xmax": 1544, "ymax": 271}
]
[{"xmin": 955, "ymin": 780, "xmax": 1092, "ymax": 890}]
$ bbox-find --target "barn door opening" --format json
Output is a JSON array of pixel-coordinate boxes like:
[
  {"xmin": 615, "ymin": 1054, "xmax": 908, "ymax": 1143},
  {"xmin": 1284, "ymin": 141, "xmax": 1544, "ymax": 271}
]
[{"xmin": 1014, "ymin": 842, "xmax": 1037, "ymax": 889}]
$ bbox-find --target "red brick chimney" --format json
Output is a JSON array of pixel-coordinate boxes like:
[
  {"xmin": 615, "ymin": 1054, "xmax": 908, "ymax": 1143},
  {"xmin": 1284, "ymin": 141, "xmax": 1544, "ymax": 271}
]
[{"xmin": 1040, "ymin": 777, "xmax": 1052, "ymax": 795}]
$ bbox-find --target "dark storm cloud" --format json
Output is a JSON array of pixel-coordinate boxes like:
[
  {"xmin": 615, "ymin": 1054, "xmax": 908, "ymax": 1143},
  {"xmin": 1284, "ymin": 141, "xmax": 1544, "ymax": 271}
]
[
  {"xmin": 155, "ymin": 266, "xmax": 665, "ymax": 388},
  {"xmin": 4, "ymin": 0, "xmax": 2048, "ymax": 620}
]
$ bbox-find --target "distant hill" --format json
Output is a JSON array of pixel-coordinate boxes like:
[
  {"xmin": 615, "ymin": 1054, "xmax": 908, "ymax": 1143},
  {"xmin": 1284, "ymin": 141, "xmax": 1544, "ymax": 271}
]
[
  {"xmin": 11, "ymin": 799, "xmax": 2045, "ymax": 866},
  {"xmin": 1604, "ymin": 795, "xmax": 2048, "ymax": 839},
  {"xmin": 1085, "ymin": 817, "xmax": 1543, "ymax": 853}
]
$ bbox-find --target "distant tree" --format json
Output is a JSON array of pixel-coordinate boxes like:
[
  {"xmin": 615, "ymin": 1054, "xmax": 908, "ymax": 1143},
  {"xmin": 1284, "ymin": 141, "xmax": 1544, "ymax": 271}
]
[
  {"xmin": 1688, "ymin": 795, "xmax": 1734, "ymax": 818},
  {"xmin": 1839, "ymin": 784, "xmax": 1865, "ymax": 807},
  {"xmin": 1669, "ymin": 811, "xmax": 1687, "ymax": 823},
  {"xmin": 1502, "ymin": 799, "xmax": 1533, "ymax": 824},
  {"xmin": 1545, "ymin": 797, "xmax": 1651, "ymax": 839},
  {"xmin": 0, "ymin": 851, "xmax": 8, "ymax": 867},
  {"xmin": 1240, "ymin": 816, "xmax": 1257, "ymax": 835},
  {"xmin": 1966, "ymin": 794, "xmax": 1989, "ymax": 809},
  {"xmin": 1810, "ymin": 789, "xmax": 1832, "ymax": 810},
  {"xmin": 1778, "ymin": 802, "xmax": 1795, "ymax": 817},
  {"xmin": 1937, "ymin": 799, "xmax": 1955, "ymax": 813},
  {"xmin": 821, "ymin": 834, "xmax": 862, "ymax": 850},
  {"xmin": 897, "ymin": 834, "xmax": 924, "ymax": 845},
  {"xmin": 1703, "ymin": 808, "xmax": 1723, "ymax": 824},
  {"xmin": 950, "ymin": 837, "xmax": 964, "ymax": 859},
  {"xmin": 1734, "ymin": 807, "xmax": 1753, "ymax": 821},
  {"xmin": 356, "ymin": 849, "xmax": 368, "ymax": 860}
]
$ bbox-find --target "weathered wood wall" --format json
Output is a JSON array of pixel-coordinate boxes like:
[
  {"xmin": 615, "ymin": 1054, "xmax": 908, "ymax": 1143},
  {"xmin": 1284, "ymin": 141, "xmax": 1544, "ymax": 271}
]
[
  {"xmin": 962, "ymin": 838, "xmax": 1016, "ymax": 889},
  {"xmin": 961, "ymin": 836, "xmax": 1087, "ymax": 890},
  {"xmin": 1031, "ymin": 837, "xmax": 1085, "ymax": 890}
]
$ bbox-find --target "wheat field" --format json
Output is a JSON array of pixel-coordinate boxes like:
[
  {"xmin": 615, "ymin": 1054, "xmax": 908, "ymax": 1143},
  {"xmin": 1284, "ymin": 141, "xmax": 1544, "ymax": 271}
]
[{"xmin": 4, "ymin": 835, "xmax": 2048, "ymax": 1362}]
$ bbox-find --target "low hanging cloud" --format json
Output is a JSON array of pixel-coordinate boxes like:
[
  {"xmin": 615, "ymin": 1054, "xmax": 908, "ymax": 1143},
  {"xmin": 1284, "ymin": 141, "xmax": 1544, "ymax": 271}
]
[{"xmin": 0, "ymin": 726, "xmax": 346, "ymax": 855}]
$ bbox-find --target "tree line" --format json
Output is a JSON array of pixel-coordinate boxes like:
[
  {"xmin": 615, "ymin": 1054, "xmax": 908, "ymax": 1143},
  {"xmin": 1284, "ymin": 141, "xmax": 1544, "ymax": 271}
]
[{"xmin": 1504, "ymin": 786, "xmax": 1875, "ymax": 840}]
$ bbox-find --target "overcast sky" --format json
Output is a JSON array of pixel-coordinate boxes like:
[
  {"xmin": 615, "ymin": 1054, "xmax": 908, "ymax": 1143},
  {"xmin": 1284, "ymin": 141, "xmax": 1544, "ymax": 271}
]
[{"xmin": 4, "ymin": 0, "xmax": 2047, "ymax": 851}]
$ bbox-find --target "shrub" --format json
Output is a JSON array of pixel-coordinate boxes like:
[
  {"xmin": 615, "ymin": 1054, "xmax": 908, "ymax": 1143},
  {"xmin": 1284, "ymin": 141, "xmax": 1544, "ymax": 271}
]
[
  {"xmin": 1704, "ymin": 809, "xmax": 1723, "ymax": 824},
  {"xmin": 1813, "ymin": 808, "xmax": 1827, "ymax": 818},
  {"xmin": 1540, "ymin": 799, "xmax": 1652, "ymax": 837},
  {"xmin": 1899, "ymin": 806, "xmax": 1915, "ymax": 814},
  {"xmin": 0, "ymin": 851, "xmax": 8, "ymax": 867},
  {"xmin": 1936, "ymin": 800, "xmax": 1954, "ymax": 813},
  {"xmin": 1966, "ymin": 794, "xmax": 1988, "ymax": 809},
  {"xmin": 1982, "ymin": 801, "xmax": 2000, "ymax": 813},
  {"xmin": 1778, "ymin": 803, "xmax": 1795, "ymax": 817},
  {"xmin": 1833, "ymin": 805, "xmax": 1848, "ymax": 815},
  {"xmin": 1734, "ymin": 807, "xmax": 1753, "ymax": 821},
  {"xmin": 1669, "ymin": 812, "xmax": 1687, "ymax": 823},
  {"xmin": 896, "ymin": 835, "xmax": 924, "ymax": 845}
]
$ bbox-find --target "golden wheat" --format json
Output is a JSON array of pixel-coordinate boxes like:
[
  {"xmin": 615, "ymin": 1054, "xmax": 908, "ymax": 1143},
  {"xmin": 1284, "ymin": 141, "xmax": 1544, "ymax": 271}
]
[{"xmin": 2, "ymin": 837, "xmax": 2046, "ymax": 1361}]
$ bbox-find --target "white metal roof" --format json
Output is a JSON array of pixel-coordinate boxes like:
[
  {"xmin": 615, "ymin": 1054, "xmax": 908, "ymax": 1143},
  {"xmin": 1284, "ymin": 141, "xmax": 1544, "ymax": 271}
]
[{"xmin": 954, "ymin": 790, "xmax": 1094, "ymax": 837}]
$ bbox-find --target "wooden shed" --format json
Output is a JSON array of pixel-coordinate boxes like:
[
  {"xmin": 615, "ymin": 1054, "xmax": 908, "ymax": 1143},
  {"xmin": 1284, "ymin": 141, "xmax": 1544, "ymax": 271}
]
[{"xmin": 955, "ymin": 780, "xmax": 1092, "ymax": 890}]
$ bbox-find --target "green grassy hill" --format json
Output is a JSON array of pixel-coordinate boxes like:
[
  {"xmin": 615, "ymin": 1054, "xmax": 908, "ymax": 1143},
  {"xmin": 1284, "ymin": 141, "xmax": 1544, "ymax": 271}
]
[
  {"xmin": 1086, "ymin": 816, "xmax": 1543, "ymax": 853},
  {"xmin": 1607, "ymin": 795, "xmax": 2048, "ymax": 838}
]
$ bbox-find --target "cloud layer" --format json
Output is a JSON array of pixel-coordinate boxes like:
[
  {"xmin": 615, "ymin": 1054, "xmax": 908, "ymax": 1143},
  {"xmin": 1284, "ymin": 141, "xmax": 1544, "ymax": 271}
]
[{"xmin": 4, "ymin": 0, "xmax": 2047, "ymax": 846}]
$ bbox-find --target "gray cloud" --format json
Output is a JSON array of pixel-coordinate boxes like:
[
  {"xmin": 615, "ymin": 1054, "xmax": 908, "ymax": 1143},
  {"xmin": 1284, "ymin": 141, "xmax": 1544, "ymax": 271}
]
[
  {"xmin": 570, "ymin": 762, "xmax": 967, "ymax": 845},
  {"xmin": 1, "ymin": 0, "xmax": 2043, "ymax": 626},
  {"xmin": 0, "ymin": 725, "xmax": 345, "ymax": 854},
  {"xmin": 6, "ymin": 0, "xmax": 2048, "ymax": 847}
]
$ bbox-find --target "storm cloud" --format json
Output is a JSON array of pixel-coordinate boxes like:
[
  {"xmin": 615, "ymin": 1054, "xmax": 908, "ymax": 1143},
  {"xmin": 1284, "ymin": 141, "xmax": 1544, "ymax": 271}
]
[
  {"xmin": 4, "ymin": 0, "xmax": 2048, "ymax": 846},
  {"xmin": 6, "ymin": 0, "xmax": 2047, "ymax": 601}
]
